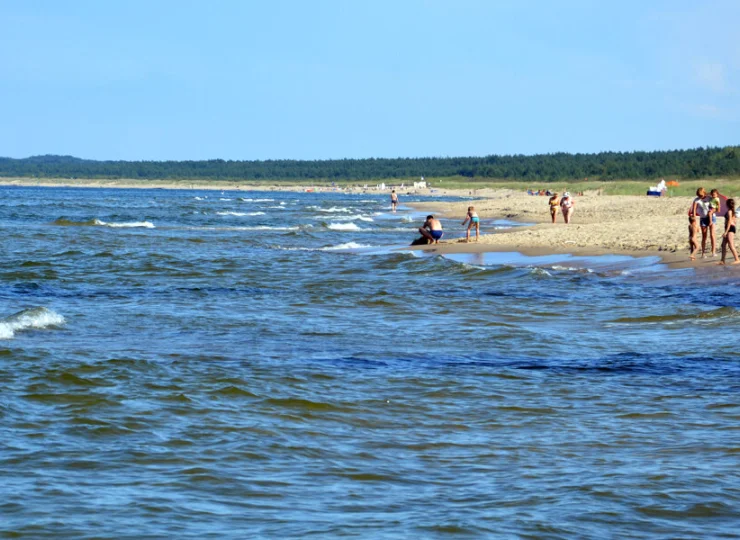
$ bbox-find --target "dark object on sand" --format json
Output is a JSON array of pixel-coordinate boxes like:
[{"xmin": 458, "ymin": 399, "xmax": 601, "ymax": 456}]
[{"xmin": 410, "ymin": 235, "xmax": 432, "ymax": 246}]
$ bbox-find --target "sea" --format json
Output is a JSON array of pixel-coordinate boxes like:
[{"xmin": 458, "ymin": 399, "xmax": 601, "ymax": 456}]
[{"xmin": 2, "ymin": 185, "xmax": 739, "ymax": 538}]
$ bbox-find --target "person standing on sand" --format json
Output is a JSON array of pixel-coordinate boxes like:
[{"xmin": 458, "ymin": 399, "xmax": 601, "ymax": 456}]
[
  {"xmin": 688, "ymin": 213, "xmax": 699, "ymax": 261},
  {"xmin": 419, "ymin": 215, "xmax": 444, "ymax": 244},
  {"xmin": 692, "ymin": 188, "xmax": 714, "ymax": 257},
  {"xmin": 390, "ymin": 190, "xmax": 399, "ymax": 213},
  {"xmin": 560, "ymin": 192, "xmax": 574, "ymax": 224},
  {"xmin": 718, "ymin": 199, "xmax": 739, "ymax": 265},
  {"xmin": 548, "ymin": 193, "xmax": 559, "ymax": 224},
  {"xmin": 461, "ymin": 206, "xmax": 480, "ymax": 242}
]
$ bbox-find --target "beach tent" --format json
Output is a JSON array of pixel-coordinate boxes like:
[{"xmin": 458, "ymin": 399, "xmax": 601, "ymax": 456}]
[{"xmin": 717, "ymin": 192, "xmax": 730, "ymax": 216}]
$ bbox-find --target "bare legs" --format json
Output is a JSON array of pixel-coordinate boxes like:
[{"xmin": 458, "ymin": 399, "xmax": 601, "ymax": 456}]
[
  {"xmin": 550, "ymin": 210, "xmax": 557, "ymax": 224},
  {"xmin": 562, "ymin": 208, "xmax": 574, "ymax": 224},
  {"xmin": 689, "ymin": 220, "xmax": 699, "ymax": 260},
  {"xmin": 466, "ymin": 222, "xmax": 480, "ymax": 242},
  {"xmin": 719, "ymin": 231, "xmax": 740, "ymax": 265},
  {"xmin": 419, "ymin": 227, "xmax": 434, "ymax": 243}
]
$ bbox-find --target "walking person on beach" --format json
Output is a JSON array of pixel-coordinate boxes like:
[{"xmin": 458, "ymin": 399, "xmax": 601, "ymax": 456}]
[
  {"xmin": 548, "ymin": 193, "xmax": 559, "ymax": 224},
  {"xmin": 718, "ymin": 199, "xmax": 739, "ymax": 265},
  {"xmin": 390, "ymin": 190, "xmax": 399, "ymax": 213},
  {"xmin": 461, "ymin": 206, "xmax": 480, "ymax": 242},
  {"xmin": 692, "ymin": 188, "xmax": 715, "ymax": 257},
  {"xmin": 419, "ymin": 215, "xmax": 444, "ymax": 244},
  {"xmin": 560, "ymin": 192, "xmax": 575, "ymax": 224}
]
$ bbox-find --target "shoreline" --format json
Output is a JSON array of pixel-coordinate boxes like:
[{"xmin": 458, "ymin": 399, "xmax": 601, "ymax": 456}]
[
  {"xmin": 5, "ymin": 177, "xmax": 737, "ymax": 271},
  {"xmin": 406, "ymin": 192, "xmax": 739, "ymax": 272}
]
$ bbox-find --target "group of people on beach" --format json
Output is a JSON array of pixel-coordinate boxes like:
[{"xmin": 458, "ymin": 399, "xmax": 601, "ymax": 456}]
[
  {"xmin": 547, "ymin": 192, "xmax": 575, "ymax": 224},
  {"xmin": 688, "ymin": 187, "xmax": 738, "ymax": 264},
  {"xmin": 416, "ymin": 206, "xmax": 480, "ymax": 244}
]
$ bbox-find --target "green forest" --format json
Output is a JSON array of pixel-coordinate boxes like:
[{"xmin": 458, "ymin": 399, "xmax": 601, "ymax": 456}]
[{"xmin": 1, "ymin": 146, "xmax": 739, "ymax": 182}]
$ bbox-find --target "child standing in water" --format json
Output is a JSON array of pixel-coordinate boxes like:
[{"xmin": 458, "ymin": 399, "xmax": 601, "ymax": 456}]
[
  {"xmin": 719, "ymin": 198, "xmax": 739, "ymax": 265},
  {"xmin": 461, "ymin": 206, "xmax": 480, "ymax": 242},
  {"xmin": 548, "ymin": 193, "xmax": 559, "ymax": 224}
]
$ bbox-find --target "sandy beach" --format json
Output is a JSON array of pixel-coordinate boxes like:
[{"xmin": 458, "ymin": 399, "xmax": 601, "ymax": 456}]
[{"xmin": 409, "ymin": 189, "xmax": 739, "ymax": 270}]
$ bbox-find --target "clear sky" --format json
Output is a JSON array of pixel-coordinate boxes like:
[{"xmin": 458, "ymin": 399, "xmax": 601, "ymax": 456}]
[{"xmin": 1, "ymin": 0, "xmax": 738, "ymax": 161}]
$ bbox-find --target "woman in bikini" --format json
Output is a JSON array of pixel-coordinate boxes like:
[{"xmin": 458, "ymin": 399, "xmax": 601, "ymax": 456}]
[
  {"xmin": 548, "ymin": 193, "xmax": 559, "ymax": 224},
  {"xmin": 461, "ymin": 206, "xmax": 480, "ymax": 242},
  {"xmin": 718, "ymin": 198, "xmax": 739, "ymax": 265}
]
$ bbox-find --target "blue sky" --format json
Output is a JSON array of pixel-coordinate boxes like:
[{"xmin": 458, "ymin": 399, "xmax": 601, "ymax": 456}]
[{"xmin": 1, "ymin": 0, "xmax": 738, "ymax": 160}]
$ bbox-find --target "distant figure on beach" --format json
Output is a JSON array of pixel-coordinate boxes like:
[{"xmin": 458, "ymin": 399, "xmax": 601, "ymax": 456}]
[
  {"xmin": 719, "ymin": 198, "xmax": 739, "ymax": 265},
  {"xmin": 560, "ymin": 192, "xmax": 574, "ymax": 224},
  {"xmin": 692, "ymin": 188, "xmax": 715, "ymax": 257},
  {"xmin": 548, "ymin": 193, "xmax": 559, "ymax": 224},
  {"xmin": 461, "ymin": 206, "xmax": 480, "ymax": 242},
  {"xmin": 688, "ymin": 211, "xmax": 699, "ymax": 261},
  {"xmin": 391, "ymin": 190, "xmax": 399, "ymax": 213},
  {"xmin": 419, "ymin": 215, "xmax": 443, "ymax": 244}
]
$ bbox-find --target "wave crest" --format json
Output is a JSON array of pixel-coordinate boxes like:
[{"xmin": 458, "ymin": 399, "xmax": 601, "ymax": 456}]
[{"xmin": 0, "ymin": 307, "xmax": 66, "ymax": 340}]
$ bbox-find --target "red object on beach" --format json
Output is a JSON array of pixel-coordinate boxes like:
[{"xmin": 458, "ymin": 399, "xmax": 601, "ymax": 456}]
[{"xmin": 717, "ymin": 193, "xmax": 729, "ymax": 216}]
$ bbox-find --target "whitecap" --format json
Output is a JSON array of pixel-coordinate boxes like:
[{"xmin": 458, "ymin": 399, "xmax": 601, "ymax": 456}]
[
  {"xmin": 185, "ymin": 226, "xmax": 299, "ymax": 231},
  {"xmin": 0, "ymin": 307, "xmax": 65, "ymax": 340},
  {"xmin": 95, "ymin": 219, "xmax": 155, "ymax": 229},
  {"xmin": 217, "ymin": 211, "xmax": 265, "ymax": 217},
  {"xmin": 320, "ymin": 242, "xmax": 374, "ymax": 251},
  {"xmin": 219, "ymin": 198, "xmax": 233, "ymax": 201},
  {"xmin": 327, "ymin": 223, "xmax": 363, "ymax": 231},
  {"xmin": 308, "ymin": 206, "xmax": 352, "ymax": 213}
]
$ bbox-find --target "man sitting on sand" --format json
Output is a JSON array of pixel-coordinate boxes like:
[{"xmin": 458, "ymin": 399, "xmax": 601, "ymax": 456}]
[{"xmin": 419, "ymin": 215, "xmax": 444, "ymax": 244}]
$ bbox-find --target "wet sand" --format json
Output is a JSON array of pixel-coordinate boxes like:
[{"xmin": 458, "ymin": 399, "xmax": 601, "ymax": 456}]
[{"xmin": 408, "ymin": 189, "xmax": 739, "ymax": 270}]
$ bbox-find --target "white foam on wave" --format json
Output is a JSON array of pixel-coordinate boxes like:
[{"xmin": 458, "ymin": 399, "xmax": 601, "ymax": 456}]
[
  {"xmin": 194, "ymin": 196, "xmax": 206, "ymax": 200},
  {"xmin": 550, "ymin": 265, "xmax": 594, "ymax": 273},
  {"xmin": 219, "ymin": 198, "xmax": 233, "ymax": 201},
  {"xmin": 186, "ymin": 225, "xmax": 299, "ymax": 231},
  {"xmin": 273, "ymin": 242, "xmax": 375, "ymax": 252},
  {"xmin": 0, "ymin": 307, "xmax": 65, "ymax": 340},
  {"xmin": 327, "ymin": 223, "xmax": 364, "ymax": 231},
  {"xmin": 216, "ymin": 211, "xmax": 266, "ymax": 217},
  {"xmin": 309, "ymin": 206, "xmax": 352, "ymax": 213},
  {"xmin": 239, "ymin": 198, "xmax": 274, "ymax": 202},
  {"xmin": 320, "ymin": 242, "xmax": 374, "ymax": 251},
  {"xmin": 95, "ymin": 219, "xmax": 155, "ymax": 228},
  {"xmin": 315, "ymin": 214, "xmax": 374, "ymax": 222},
  {"xmin": 530, "ymin": 267, "xmax": 552, "ymax": 277}
]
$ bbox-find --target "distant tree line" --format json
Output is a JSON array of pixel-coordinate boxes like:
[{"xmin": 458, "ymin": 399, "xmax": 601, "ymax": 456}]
[{"xmin": 1, "ymin": 146, "xmax": 738, "ymax": 181}]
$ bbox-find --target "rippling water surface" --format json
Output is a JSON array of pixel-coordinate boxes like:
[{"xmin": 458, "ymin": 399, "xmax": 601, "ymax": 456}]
[{"xmin": 2, "ymin": 186, "xmax": 739, "ymax": 538}]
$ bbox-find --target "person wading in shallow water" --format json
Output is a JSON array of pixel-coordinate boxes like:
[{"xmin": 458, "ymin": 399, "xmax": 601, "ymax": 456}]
[
  {"xmin": 419, "ymin": 215, "xmax": 443, "ymax": 244},
  {"xmin": 390, "ymin": 190, "xmax": 399, "ymax": 213}
]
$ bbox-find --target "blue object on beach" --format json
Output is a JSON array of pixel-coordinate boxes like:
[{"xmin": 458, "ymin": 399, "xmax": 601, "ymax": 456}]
[{"xmin": 646, "ymin": 190, "xmax": 664, "ymax": 197}]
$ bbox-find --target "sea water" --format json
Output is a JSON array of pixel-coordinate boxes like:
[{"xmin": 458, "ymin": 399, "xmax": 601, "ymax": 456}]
[{"xmin": 1, "ymin": 186, "xmax": 739, "ymax": 538}]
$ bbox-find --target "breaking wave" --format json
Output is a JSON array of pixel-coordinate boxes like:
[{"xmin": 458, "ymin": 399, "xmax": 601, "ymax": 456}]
[{"xmin": 0, "ymin": 307, "xmax": 66, "ymax": 340}]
